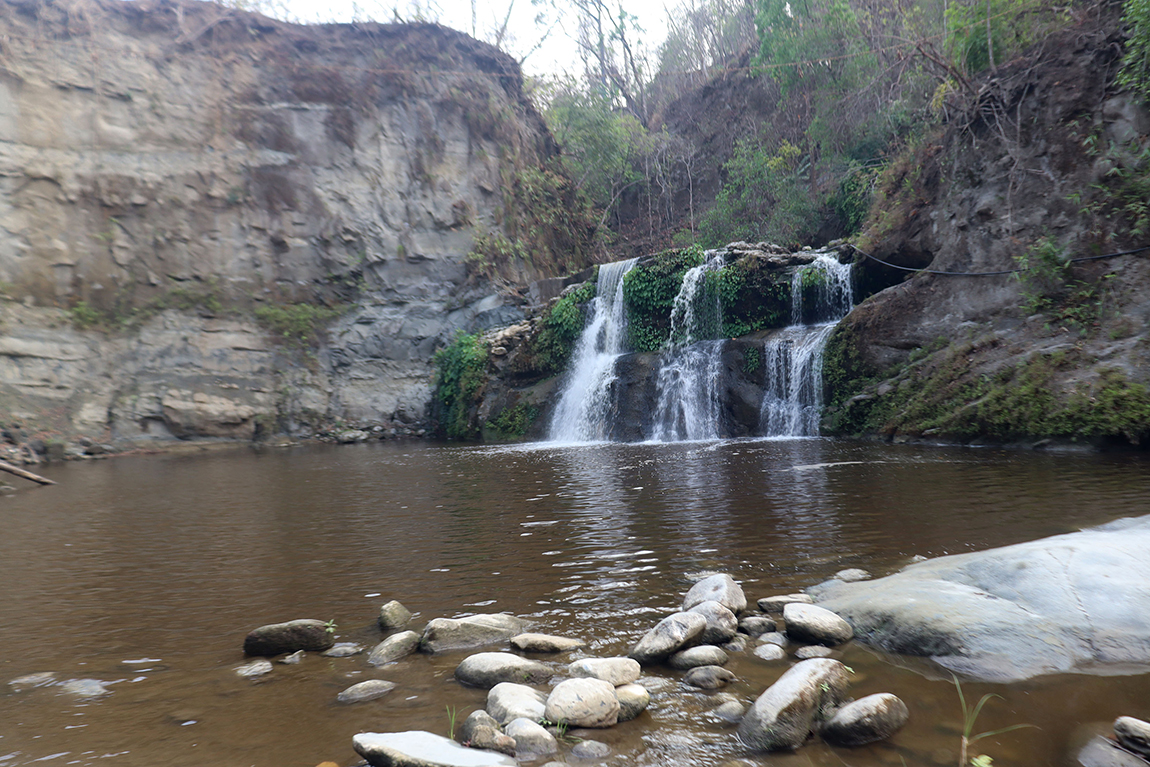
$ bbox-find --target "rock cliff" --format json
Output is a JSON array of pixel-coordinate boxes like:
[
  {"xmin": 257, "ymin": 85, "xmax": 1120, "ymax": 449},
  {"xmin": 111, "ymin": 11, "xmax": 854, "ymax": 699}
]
[{"xmin": 0, "ymin": 0, "xmax": 588, "ymax": 442}]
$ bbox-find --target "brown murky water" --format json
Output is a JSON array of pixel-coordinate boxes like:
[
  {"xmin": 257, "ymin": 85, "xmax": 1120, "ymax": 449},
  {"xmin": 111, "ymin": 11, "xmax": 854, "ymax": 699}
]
[{"xmin": 2, "ymin": 439, "xmax": 1149, "ymax": 767}]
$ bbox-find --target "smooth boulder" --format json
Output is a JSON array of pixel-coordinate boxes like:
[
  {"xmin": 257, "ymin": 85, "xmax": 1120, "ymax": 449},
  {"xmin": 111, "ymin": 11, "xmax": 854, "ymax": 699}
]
[
  {"xmin": 682, "ymin": 573, "xmax": 747, "ymax": 614},
  {"xmin": 379, "ymin": 600, "xmax": 413, "ymax": 630},
  {"xmin": 684, "ymin": 665, "xmax": 736, "ymax": 689},
  {"xmin": 568, "ymin": 657, "xmax": 640, "ymax": 686},
  {"xmin": 615, "ymin": 683, "xmax": 650, "ymax": 721},
  {"xmin": 544, "ymin": 678, "xmax": 619, "ymax": 728},
  {"xmin": 810, "ymin": 515, "xmax": 1150, "ymax": 681},
  {"xmin": 669, "ymin": 645, "xmax": 728, "ymax": 669},
  {"xmin": 1077, "ymin": 735, "xmax": 1150, "ymax": 767},
  {"xmin": 629, "ymin": 612, "xmax": 707, "ymax": 664},
  {"xmin": 504, "ymin": 718, "xmax": 558, "ymax": 756},
  {"xmin": 353, "ymin": 731, "xmax": 516, "ymax": 767},
  {"xmin": 243, "ymin": 619, "xmax": 335, "ymax": 656},
  {"xmin": 820, "ymin": 693, "xmax": 909, "ymax": 746},
  {"xmin": 337, "ymin": 679, "xmax": 397, "ymax": 704},
  {"xmin": 454, "ymin": 653, "xmax": 551, "ymax": 689},
  {"xmin": 752, "ymin": 644, "xmax": 786, "ymax": 661},
  {"xmin": 738, "ymin": 616, "xmax": 776, "ymax": 637},
  {"xmin": 420, "ymin": 615, "xmax": 527, "ymax": 654},
  {"xmin": 783, "ymin": 603, "xmax": 854, "ymax": 647},
  {"xmin": 487, "ymin": 683, "xmax": 547, "ymax": 725},
  {"xmin": 737, "ymin": 658, "xmax": 851, "ymax": 751},
  {"xmin": 688, "ymin": 601, "xmax": 739, "ymax": 645},
  {"xmin": 758, "ymin": 594, "xmax": 813, "ymax": 612},
  {"xmin": 369, "ymin": 631, "xmax": 421, "ymax": 666},
  {"xmin": 1116, "ymin": 717, "xmax": 1150, "ymax": 759},
  {"xmin": 510, "ymin": 633, "xmax": 585, "ymax": 653},
  {"xmin": 458, "ymin": 711, "xmax": 516, "ymax": 756}
]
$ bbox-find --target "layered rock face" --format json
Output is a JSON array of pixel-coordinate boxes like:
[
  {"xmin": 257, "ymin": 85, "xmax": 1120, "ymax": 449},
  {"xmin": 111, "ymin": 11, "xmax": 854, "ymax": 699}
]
[{"xmin": 0, "ymin": 0, "xmax": 574, "ymax": 440}]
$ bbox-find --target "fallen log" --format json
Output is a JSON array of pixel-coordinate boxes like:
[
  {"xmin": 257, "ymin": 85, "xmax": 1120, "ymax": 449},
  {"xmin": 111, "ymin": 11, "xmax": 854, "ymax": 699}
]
[{"xmin": 0, "ymin": 460, "xmax": 56, "ymax": 486}]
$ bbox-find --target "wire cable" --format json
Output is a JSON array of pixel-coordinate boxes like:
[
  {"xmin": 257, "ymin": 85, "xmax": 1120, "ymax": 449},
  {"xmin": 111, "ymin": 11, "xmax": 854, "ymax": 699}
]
[{"xmin": 847, "ymin": 243, "xmax": 1150, "ymax": 277}]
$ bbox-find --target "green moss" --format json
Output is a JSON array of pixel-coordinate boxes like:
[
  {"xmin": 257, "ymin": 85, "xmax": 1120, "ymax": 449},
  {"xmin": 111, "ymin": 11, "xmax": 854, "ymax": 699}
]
[
  {"xmin": 254, "ymin": 303, "xmax": 342, "ymax": 347},
  {"xmin": 528, "ymin": 280, "xmax": 596, "ymax": 377},
  {"xmin": 487, "ymin": 401, "xmax": 540, "ymax": 440},
  {"xmin": 432, "ymin": 332, "xmax": 489, "ymax": 440},
  {"xmin": 622, "ymin": 246, "xmax": 706, "ymax": 352}
]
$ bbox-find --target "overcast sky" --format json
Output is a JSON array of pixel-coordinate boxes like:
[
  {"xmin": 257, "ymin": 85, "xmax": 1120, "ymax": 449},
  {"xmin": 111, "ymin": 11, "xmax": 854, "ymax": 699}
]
[{"xmin": 283, "ymin": 0, "xmax": 671, "ymax": 77}]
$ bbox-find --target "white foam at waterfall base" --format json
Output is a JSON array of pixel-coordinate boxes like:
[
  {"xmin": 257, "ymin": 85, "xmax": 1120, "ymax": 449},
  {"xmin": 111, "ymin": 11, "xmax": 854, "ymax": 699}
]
[
  {"xmin": 548, "ymin": 258, "xmax": 639, "ymax": 442},
  {"xmin": 649, "ymin": 253, "xmax": 726, "ymax": 442},
  {"xmin": 760, "ymin": 253, "xmax": 854, "ymax": 437}
]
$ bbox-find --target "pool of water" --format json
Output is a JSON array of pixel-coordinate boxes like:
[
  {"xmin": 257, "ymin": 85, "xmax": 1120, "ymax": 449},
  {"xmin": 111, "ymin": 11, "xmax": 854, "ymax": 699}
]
[{"xmin": 1, "ymin": 438, "xmax": 1148, "ymax": 767}]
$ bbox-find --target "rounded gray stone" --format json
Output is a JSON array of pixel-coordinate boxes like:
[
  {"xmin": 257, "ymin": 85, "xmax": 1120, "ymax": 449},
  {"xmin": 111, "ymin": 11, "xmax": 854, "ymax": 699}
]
[
  {"xmin": 615, "ymin": 683, "xmax": 650, "ymax": 721},
  {"xmin": 544, "ymin": 678, "xmax": 619, "ymax": 728},
  {"xmin": 337, "ymin": 679, "xmax": 397, "ymax": 704},
  {"xmin": 570, "ymin": 739, "xmax": 611, "ymax": 759},
  {"xmin": 783, "ymin": 603, "xmax": 854, "ymax": 647},
  {"xmin": 688, "ymin": 600, "xmax": 739, "ymax": 645},
  {"xmin": 630, "ymin": 612, "xmax": 707, "ymax": 664},
  {"xmin": 682, "ymin": 573, "xmax": 747, "ymax": 614},
  {"xmin": 487, "ymin": 682, "xmax": 547, "ymax": 725},
  {"xmin": 420, "ymin": 614, "xmax": 528, "ymax": 654},
  {"xmin": 1115, "ymin": 716, "xmax": 1150, "ymax": 758},
  {"xmin": 795, "ymin": 645, "xmax": 835, "ymax": 659},
  {"xmin": 738, "ymin": 616, "xmax": 776, "ymax": 638},
  {"xmin": 369, "ymin": 631, "xmax": 421, "ymax": 666},
  {"xmin": 234, "ymin": 660, "xmax": 272, "ymax": 679},
  {"xmin": 684, "ymin": 665, "xmax": 736, "ymax": 689},
  {"xmin": 323, "ymin": 642, "xmax": 365, "ymax": 657},
  {"xmin": 1078, "ymin": 734, "xmax": 1150, "ymax": 767},
  {"xmin": 243, "ymin": 619, "xmax": 335, "ymax": 656},
  {"xmin": 454, "ymin": 652, "xmax": 552, "ymax": 689},
  {"xmin": 567, "ymin": 657, "xmax": 640, "ymax": 686},
  {"xmin": 713, "ymin": 699, "xmax": 746, "ymax": 723},
  {"xmin": 504, "ymin": 717, "xmax": 558, "ymax": 756},
  {"xmin": 757, "ymin": 593, "xmax": 813, "ymax": 613},
  {"xmin": 834, "ymin": 568, "xmax": 872, "ymax": 583},
  {"xmin": 510, "ymin": 633, "xmax": 585, "ymax": 653},
  {"xmin": 737, "ymin": 659, "xmax": 851, "ymax": 752},
  {"xmin": 758, "ymin": 632, "xmax": 787, "ymax": 647},
  {"xmin": 752, "ymin": 644, "xmax": 786, "ymax": 661},
  {"xmin": 669, "ymin": 645, "xmax": 729, "ymax": 669},
  {"xmin": 820, "ymin": 693, "xmax": 909, "ymax": 747},
  {"xmin": 722, "ymin": 635, "xmax": 748, "ymax": 653},
  {"xmin": 379, "ymin": 600, "xmax": 413, "ymax": 630}
]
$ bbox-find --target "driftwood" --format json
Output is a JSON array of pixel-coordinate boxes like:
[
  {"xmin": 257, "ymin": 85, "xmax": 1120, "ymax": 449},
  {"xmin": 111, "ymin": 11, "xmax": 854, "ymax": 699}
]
[{"xmin": 0, "ymin": 460, "xmax": 56, "ymax": 486}]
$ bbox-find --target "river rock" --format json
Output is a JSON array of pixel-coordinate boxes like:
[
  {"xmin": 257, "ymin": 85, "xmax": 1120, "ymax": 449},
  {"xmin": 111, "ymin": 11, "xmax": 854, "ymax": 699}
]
[
  {"xmin": 510, "ymin": 633, "xmax": 585, "ymax": 653},
  {"xmin": 353, "ymin": 731, "xmax": 517, "ymax": 767},
  {"xmin": 722, "ymin": 635, "xmax": 748, "ymax": 652},
  {"xmin": 458, "ymin": 711, "xmax": 515, "ymax": 756},
  {"xmin": 323, "ymin": 642, "xmax": 365, "ymax": 657},
  {"xmin": 454, "ymin": 652, "xmax": 551, "ymax": 689},
  {"xmin": 487, "ymin": 682, "xmax": 548, "ymax": 725},
  {"xmin": 738, "ymin": 616, "xmax": 776, "ymax": 637},
  {"xmin": 420, "ymin": 615, "xmax": 527, "ymax": 654},
  {"xmin": 683, "ymin": 573, "xmax": 747, "ymax": 614},
  {"xmin": 684, "ymin": 665, "xmax": 736, "ymax": 689},
  {"xmin": 279, "ymin": 650, "xmax": 305, "ymax": 664},
  {"xmin": 713, "ymin": 699, "xmax": 746, "ymax": 723},
  {"xmin": 369, "ymin": 631, "xmax": 421, "ymax": 666},
  {"xmin": 795, "ymin": 645, "xmax": 834, "ymax": 659},
  {"xmin": 689, "ymin": 600, "xmax": 739, "ymax": 644},
  {"xmin": 758, "ymin": 593, "xmax": 813, "ymax": 613},
  {"xmin": 758, "ymin": 632, "xmax": 787, "ymax": 647},
  {"xmin": 629, "ymin": 612, "xmax": 707, "ymax": 664},
  {"xmin": 783, "ymin": 603, "xmax": 853, "ymax": 646},
  {"xmin": 243, "ymin": 619, "xmax": 335, "ymax": 656},
  {"xmin": 337, "ymin": 679, "xmax": 397, "ymax": 704},
  {"xmin": 1077, "ymin": 735, "xmax": 1150, "ymax": 767},
  {"xmin": 1116, "ymin": 717, "xmax": 1150, "ymax": 758},
  {"xmin": 737, "ymin": 658, "xmax": 851, "ymax": 751},
  {"xmin": 570, "ymin": 740, "xmax": 611, "ymax": 759},
  {"xmin": 669, "ymin": 645, "xmax": 728, "ymax": 669},
  {"xmin": 379, "ymin": 600, "xmax": 412, "ymax": 630},
  {"xmin": 615, "ymin": 683, "xmax": 650, "ymax": 721},
  {"xmin": 234, "ymin": 660, "xmax": 273, "ymax": 679},
  {"xmin": 820, "ymin": 693, "xmax": 909, "ymax": 746},
  {"xmin": 544, "ymin": 678, "xmax": 619, "ymax": 728},
  {"xmin": 810, "ymin": 515, "xmax": 1150, "ymax": 681},
  {"xmin": 752, "ymin": 644, "xmax": 786, "ymax": 661},
  {"xmin": 59, "ymin": 678, "xmax": 112, "ymax": 697},
  {"xmin": 834, "ymin": 568, "xmax": 872, "ymax": 582},
  {"xmin": 568, "ymin": 657, "xmax": 640, "ymax": 686},
  {"xmin": 504, "ymin": 718, "xmax": 558, "ymax": 756}
]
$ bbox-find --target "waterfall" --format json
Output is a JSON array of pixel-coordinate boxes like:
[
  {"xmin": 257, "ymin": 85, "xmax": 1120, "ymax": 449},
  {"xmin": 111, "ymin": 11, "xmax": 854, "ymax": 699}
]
[
  {"xmin": 548, "ymin": 258, "xmax": 639, "ymax": 442},
  {"xmin": 759, "ymin": 253, "xmax": 854, "ymax": 437},
  {"xmin": 649, "ymin": 253, "xmax": 726, "ymax": 442}
]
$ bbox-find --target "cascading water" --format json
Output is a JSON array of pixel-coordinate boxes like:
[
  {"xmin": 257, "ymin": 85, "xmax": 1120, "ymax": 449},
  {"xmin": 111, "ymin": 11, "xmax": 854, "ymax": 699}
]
[
  {"xmin": 548, "ymin": 258, "xmax": 639, "ymax": 442},
  {"xmin": 759, "ymin": 253, "xmax": 854, "ymax": 436},
  {"xmin": 649, "ymin": 253, "xmax": 726, "ymax": 442}
]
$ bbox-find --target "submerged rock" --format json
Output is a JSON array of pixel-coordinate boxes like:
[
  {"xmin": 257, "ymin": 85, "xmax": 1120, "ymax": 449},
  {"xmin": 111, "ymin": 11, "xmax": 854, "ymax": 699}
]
[
  {"xmin": 783, "ymin": 603, "xmax": 854, "ymax": 647},
  {"xmin": 834, "ymin": 568, "xmax": 872, "ymax": 582},
  {"xmin": 820, "ymin": 693, "xmax": 909, "ymax": 746},
  {"xmin": 752, "ymin": 644, "xmax": 786, "ymax": 662},
  {"xmin": 234, "ymin": 660, "xmax": 273, "ymax": 679},
  {"xmin": 454, "ymin": 652, "xmax": 551, "ymax": 689},
  {"xmin": 487, "ymin": 682, "xmax": 547, "ymax": 725},
  {"xmin": 323, "ymin": 642, "xmax": 365, "ymax": 657},
  {"xmin": 420, "ymin": 614, "xmax": 527, "ymax": 654},
  {"xmin": 568, "ymin": 657, "xmax": 640, "ymax": 686},
  {"xmin": 379, "ymin": 600, "xmax": 413, "ymax": 630},
  {"xmin": 544, "ymin": 678, "xmax": 619, "ymax": 728},
  {"xmin": 737, "ymin": 658, "xmax": 850, "ymax": 751},
  {"xmin": 712, "ymin": 699, "xmax": 746, "ymax": 723},
  {"xmin": 59, "ymin": 678, "xmax": 112, "ymax": 697},
  {"xmin": 369, "ymin": 631, "xmax": 421, "ymax": 666},
  {"xmin": 630, "ymin": 612, "xmax": 707, "ymax": 664},
  {"xmin": 353, "ymin": 731, "xmax": 517, "ymax": 767},
  {"xmin": 279, "ymin": 650, "xmax": 305, "ymax": 664},
  {"xmin": 243, "ymin": 619, "xmax": 335, "ymax": 656},
  {"xmin": 510, "ymin": 633, "xmax": 585, "ymax": 653},
  {"xmin": 8, "ymin": 672, "xmax": 55, "ymax": 690},
  {"xmin": 337, "ymin": 679, "xmax": 397, "ymax": 704},
  {"xmin": 810, "ymin": 515, "xmax": 1150, "ymax": 681},
  {"xmin": 615, "ymin": 683, "xmax": 650, "ymax": 721},
  {"xmin": 684, "ymin": 665, "xmax": 736, "ymax": 689},
  {"xmin": 683, "ymin": 573, "xmax": 747, "ymax": 614},
  {"xmin": 570, "ymin": 740, "xmax": 611, "ymax": 759},
  {"xmin": 794, "ymin": 645, "xmax": 835, "ymax": 659},
  {"xmin": 688, "ymin": 600, "xmax": 739, "ymax": 645},
  {"xmin": 669, "ymin": 645, "xmax": 728, "ymax": 669}
]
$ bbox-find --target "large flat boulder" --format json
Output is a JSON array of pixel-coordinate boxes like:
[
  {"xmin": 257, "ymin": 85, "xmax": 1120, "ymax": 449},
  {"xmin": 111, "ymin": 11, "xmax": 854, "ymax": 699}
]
[
  {"xmin": 353, "ymin": 731, "xmax": 516, "ymax": 767},
  {"xmin": 810, "ymin": 515, "xmax": 1150, "ymax": 681},
  {"xmin": 420, "ymin": 615, "xmax": 527, "ymax": 654},
  {"xmin": 243, "ymin": 619, "xmax": 334, "ymax": 656}
]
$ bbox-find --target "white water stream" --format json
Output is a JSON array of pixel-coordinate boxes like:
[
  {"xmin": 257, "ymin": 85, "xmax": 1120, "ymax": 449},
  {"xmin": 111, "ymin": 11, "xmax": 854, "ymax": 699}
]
[{"xmin": 547, "ymin": 258, "xmax": 639, "ymax": 442}]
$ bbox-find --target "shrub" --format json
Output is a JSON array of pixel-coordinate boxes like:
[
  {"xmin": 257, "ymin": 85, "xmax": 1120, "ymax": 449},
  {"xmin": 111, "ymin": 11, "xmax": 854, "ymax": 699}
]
[
  {"xmin": 254, "ymin": 303, "xmax": 341, "ymax": 347},
  {"xmin": 432, "ymin": 333, "xmax": 488, "ymax": 440}
]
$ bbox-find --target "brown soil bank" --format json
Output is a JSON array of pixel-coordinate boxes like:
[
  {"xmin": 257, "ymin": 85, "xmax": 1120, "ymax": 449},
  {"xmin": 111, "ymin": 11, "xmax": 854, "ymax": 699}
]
[{"xmin": 823, "ymin": 2, "xmax": 1150, "ymax": 448}]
